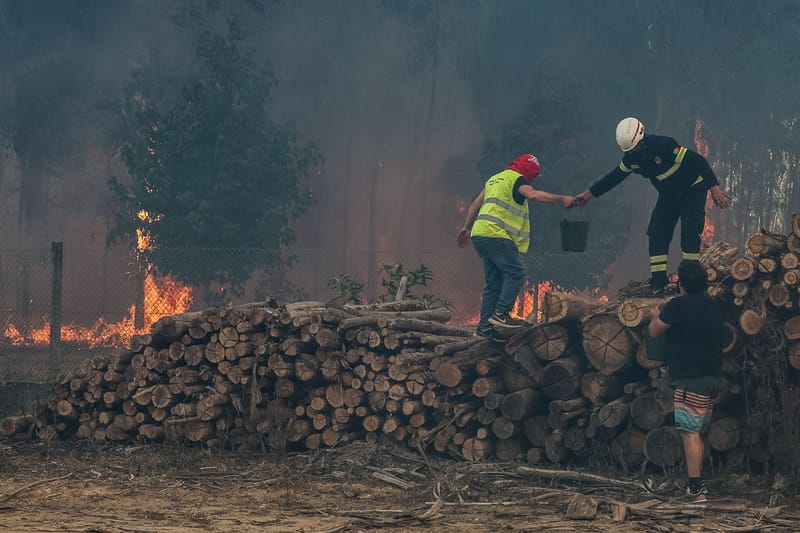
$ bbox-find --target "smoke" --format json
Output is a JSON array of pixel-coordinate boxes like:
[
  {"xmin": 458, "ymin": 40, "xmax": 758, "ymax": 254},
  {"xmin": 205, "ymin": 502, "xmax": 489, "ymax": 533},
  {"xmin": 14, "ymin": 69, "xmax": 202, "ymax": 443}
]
[{"xmin": 1, "ymin": 1, "xmax": 798, "ymax": 313}]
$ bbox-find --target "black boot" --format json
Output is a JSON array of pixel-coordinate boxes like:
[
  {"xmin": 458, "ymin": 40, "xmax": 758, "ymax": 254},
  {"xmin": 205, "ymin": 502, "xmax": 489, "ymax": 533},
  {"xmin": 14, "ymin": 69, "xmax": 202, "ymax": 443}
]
[{"xmin": 649, "ymin": 271, "xmax": 668, "ymax": 296}]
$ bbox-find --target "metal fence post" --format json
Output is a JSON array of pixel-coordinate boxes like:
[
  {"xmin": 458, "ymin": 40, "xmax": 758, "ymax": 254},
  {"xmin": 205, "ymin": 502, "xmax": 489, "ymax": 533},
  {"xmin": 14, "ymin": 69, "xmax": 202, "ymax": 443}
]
[{"xmin": 49, "ymin": 242, "xmax": 63, "ymax": 382}]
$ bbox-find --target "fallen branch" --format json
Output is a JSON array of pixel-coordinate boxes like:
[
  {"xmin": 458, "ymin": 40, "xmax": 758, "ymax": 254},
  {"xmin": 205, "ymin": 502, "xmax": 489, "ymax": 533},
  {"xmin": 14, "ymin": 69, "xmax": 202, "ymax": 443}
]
[
  {"xmin": 516, "ymin": 466, "xmax": 647, "ymax": 490},
  {"xmin": 0, "ymin": 472, "xmax": 73, "ymax": 503}
]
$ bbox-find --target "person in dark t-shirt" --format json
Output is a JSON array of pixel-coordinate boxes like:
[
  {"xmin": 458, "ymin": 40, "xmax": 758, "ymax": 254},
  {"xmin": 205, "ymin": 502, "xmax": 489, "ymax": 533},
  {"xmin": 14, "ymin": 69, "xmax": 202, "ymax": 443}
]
[{"xmin": 648, "ymin": 260, "xmax": 723, "ymax": 500}]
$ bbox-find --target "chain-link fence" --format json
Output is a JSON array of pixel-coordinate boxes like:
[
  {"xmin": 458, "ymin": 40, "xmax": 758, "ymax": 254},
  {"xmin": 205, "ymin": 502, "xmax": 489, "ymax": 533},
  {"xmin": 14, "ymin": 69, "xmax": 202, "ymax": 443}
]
[{"xmin": 1, "ymin": 244, "xmax": 614, "ymax": 384}]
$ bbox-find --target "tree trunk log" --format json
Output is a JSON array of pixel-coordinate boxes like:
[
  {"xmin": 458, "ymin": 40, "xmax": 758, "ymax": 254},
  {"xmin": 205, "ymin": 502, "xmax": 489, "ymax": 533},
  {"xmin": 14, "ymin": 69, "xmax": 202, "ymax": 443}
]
[
  {"xmin": 610, "ymin": 429, "xmax": 647, "ymax": 468},
  {"xmin": 501, "ymin": 388, "xmax": 546, "ymax": 421},
  {"xmin": 526, "ymin": 324, "xmax": 571, "ymax": 361},
  {"xmin": 582, "ymin": 315, "xmax": 634, "ymax": 375},
  {"xmin": 630, "ymin": 393, "xmax": 666, "ymax": 431},
  {"xmin": 543, "ymin": 291, "xmax": 608, "ymax": 323},
  {"xmin": 784, "ymin": 316, "xmax": 800, "ymax": 341},
  {"xmin": 581, "ymin": 373, "xmax": 623, "ymax": 404},
  {"xmin": 541, "ymin": 357, "xmax": 583, "ymax": 400},
  {"xmin": 644, "ymin": 426, "xmax": 683, "ymax": 466},
  {"xmin": 523, "ymin": 415, "xmax": 549, "ymax": 447},
  {"xmin": 708, "ymin": 417, "xmax": 741, "ymax": 452},
  {"xmin": 617, "ymin": 298, "xmax": 664, "ymax": 328},
  {"xmin": 731, "ymin": 257, "xmax": 756, "ymax": 281},
  {"xmin": 746, "ymin": 230, "xmax": 786, "ymax": 257},
  {"xmin": 597, "ymin": 397, "xmax": 630, "ymax": 429}
]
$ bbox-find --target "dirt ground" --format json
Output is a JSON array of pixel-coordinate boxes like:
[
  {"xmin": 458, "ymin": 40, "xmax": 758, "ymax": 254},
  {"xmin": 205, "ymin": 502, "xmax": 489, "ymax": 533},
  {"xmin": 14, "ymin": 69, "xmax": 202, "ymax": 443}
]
[{"xmin": 1, "ymin": 439, "xmax": 799, "ymax": 533}]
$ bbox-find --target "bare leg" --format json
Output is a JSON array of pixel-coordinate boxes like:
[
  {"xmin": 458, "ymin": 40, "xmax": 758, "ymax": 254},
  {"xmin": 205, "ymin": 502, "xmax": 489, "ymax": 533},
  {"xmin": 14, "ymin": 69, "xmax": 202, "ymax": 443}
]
[{"xmin": 681, "ymin": 431, "xmax": 704, "ymax": 478}]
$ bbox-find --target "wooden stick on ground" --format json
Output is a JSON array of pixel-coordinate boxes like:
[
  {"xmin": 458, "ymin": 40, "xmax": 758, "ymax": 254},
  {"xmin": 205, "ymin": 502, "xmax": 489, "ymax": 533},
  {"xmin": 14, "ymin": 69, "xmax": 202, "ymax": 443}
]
[
  {"xmin": 0, "ymin": 473, "xmax": 74, "ymax": 503},
  {"xmin": 515, "ymin": 466, "xmax": 647, "ymax": 490}
]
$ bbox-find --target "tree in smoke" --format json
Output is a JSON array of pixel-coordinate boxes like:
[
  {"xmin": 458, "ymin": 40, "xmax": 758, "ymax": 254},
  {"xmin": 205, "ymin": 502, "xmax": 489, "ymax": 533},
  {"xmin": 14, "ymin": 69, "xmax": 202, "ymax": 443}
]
[{"xmin": 108, "ymin": 16, "xmax": 319, "ymax": 293}]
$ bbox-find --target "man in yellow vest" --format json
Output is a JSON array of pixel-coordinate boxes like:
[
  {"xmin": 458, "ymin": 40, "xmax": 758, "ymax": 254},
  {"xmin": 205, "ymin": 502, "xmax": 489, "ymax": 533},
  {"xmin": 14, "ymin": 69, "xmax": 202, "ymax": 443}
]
[{"xmin": 457, "ymin": 154, "xmax": 575, "ymax": 339}]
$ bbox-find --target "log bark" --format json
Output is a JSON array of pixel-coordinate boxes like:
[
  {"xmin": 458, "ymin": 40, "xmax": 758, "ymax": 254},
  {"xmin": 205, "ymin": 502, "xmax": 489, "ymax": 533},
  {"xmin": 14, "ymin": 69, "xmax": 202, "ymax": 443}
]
[
  {"xmin": 501, "ymin": 388, "xmax": 546, "ymax": 421},
  {"xmin": 543, "ymin": 291, "xmax": 608, "ymax": 323},
  {"xmin": 580, "ymin": 373, "xmax": 623, "ymax": 405}
]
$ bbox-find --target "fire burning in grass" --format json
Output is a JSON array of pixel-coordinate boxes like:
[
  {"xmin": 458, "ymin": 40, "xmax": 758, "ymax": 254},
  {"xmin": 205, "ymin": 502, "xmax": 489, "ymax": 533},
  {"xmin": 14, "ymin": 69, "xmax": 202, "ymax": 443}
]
[
  {"xmin": 2, "ymin": 209, "xmax": 193, "ymax": 348},
  {"xmin": 2, "ymin": 275, "xmax": 192, "ymax": 348}
]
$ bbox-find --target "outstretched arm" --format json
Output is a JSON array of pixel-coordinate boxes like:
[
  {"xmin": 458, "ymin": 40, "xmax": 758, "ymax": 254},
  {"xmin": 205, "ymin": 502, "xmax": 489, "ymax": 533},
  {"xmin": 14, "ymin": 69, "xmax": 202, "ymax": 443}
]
[
  {"xmin": 456, "ymin": 189, "xmax": 485, "ymax": 248},
  {"xmin": 571, "ymin": 165, "xmax": 632, "ymax": 207},
  {"xmin": 518, "ymin": 184, "xmax": 574, "ymax": 208}
]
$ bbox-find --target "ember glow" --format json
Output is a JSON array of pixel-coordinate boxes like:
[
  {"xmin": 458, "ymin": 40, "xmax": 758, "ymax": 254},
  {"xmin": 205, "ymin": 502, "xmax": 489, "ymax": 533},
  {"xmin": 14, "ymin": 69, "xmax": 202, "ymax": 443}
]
[{"xmin": 694, "ymin": 119, "xmax": 715, "ymax": 245}]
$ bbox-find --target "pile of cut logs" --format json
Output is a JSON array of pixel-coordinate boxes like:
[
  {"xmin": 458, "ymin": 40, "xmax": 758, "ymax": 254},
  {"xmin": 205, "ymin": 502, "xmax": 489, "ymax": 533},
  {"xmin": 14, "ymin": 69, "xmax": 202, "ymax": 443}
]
[
  {"xmin": 0, "ymin": 298, "xmax": 517, "ymax": 459},
  {"xmin": 2, "ymin": 215, "xmax": 799, "ymax": 472}
]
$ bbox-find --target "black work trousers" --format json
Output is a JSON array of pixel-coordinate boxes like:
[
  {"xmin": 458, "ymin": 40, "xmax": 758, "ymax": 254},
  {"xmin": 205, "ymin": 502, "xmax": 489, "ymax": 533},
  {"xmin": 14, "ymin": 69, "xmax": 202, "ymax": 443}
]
[{"xmin": 646, "ymin": 184, "xmax": 706, "ymax": 286}]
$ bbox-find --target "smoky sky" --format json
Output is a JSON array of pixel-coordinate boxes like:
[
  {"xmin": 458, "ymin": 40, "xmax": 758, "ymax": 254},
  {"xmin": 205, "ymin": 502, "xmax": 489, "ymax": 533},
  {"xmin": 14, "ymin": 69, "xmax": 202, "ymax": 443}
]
[{"xmin": 1, "ymin": 1, "xmax": 798, "ymax": 307}]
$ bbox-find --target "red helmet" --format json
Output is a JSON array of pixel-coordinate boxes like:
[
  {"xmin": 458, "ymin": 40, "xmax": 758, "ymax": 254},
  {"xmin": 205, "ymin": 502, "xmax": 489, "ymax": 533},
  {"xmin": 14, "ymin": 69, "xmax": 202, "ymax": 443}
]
[{"xmin": 507, "ymin": 154, "xmax": 540, "ymax": 183}]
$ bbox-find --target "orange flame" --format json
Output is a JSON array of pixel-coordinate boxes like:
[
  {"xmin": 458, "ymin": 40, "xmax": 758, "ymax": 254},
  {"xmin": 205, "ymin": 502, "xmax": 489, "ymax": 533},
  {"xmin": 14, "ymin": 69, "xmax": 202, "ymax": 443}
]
[
  {"xmin": 694, "ymin": 120, "xmax": 715, "ymax": 245},
  {"xmin": 2, "ymin": 208, "xmax": 193, "ymax": 348},
  {"xmin": 2, "ymin": 272, "xmax": 192, "ymax": 348},
  {"xmin": 510, "ymin": 281, "xmax": 608, "ymax": 323}
]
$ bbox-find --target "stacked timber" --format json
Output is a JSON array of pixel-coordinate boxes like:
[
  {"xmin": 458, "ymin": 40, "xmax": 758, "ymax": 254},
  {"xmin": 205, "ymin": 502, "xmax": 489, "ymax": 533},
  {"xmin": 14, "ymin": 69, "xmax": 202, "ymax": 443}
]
[
  {"xmin": 526, "ymin": 213, "xmax": 800, "ymax": 470},
  {"xmin": 1, "ymin": 297, "xmax": 518, "ymax": 460},
  {"xmin": 3, "ymin": 214, "xmax": 800, "ymax": 473}
]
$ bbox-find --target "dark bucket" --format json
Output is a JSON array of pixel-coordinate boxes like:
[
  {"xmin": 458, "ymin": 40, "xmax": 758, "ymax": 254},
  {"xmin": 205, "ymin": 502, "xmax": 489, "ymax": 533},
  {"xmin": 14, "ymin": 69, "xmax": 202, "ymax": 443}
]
[{"xmin": 560, "ymin": 220, "xmax": 590, "ymax": 252}]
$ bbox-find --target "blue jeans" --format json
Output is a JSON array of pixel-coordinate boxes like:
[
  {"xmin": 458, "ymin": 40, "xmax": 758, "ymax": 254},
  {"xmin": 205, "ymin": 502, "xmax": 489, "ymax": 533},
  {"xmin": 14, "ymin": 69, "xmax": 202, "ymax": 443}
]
[{"xmin": 471, "ymin": 236, "xmax": 527, "ymax": 328}]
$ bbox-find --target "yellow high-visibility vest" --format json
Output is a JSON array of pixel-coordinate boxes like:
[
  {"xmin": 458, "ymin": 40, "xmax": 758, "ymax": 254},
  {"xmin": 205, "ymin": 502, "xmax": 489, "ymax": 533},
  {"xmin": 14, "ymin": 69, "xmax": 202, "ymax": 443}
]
[{"xmin": 471, "ymin": 169, "xmax": 530, "ymax": 253}]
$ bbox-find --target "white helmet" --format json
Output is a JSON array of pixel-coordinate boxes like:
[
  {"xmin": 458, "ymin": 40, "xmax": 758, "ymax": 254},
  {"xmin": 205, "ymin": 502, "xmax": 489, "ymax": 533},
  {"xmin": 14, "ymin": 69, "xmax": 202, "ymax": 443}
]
[{"xmin": 615, "ymin": 117, "xmax": 645, "ymax": 151}]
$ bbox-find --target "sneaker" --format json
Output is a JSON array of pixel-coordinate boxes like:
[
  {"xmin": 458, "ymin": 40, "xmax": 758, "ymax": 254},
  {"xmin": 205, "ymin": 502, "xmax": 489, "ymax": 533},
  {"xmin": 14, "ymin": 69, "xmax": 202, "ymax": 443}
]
[
  {"xmin": 475, "ymin": 325, "xmax": 507, "ymax": 343},
  {"xmin": 685, "ymin": 481, "xmax": 708, "ymax": 502},
  {"xmin": 488, "ymin": 312, "xmax": 526, "ymax": 328},
  {"xmin": 475, "ymin": 325, "xmax": 493, "ymax": 339}
]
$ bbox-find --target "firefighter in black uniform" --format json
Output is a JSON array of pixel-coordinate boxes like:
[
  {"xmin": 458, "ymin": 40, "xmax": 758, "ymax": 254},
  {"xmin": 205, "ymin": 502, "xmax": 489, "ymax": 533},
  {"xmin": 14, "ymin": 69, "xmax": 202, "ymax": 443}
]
[{"xmin": 571, "ymin": 117, "xmax": 731, "ymax": 291}]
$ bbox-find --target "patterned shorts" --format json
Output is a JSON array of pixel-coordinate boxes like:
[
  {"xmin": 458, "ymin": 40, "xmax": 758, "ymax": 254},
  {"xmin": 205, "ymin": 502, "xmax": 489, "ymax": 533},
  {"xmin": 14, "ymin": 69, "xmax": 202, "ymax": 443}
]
[{"xmin": 673, "ymin": 376, "xmax": 718, "ymax": 433}]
